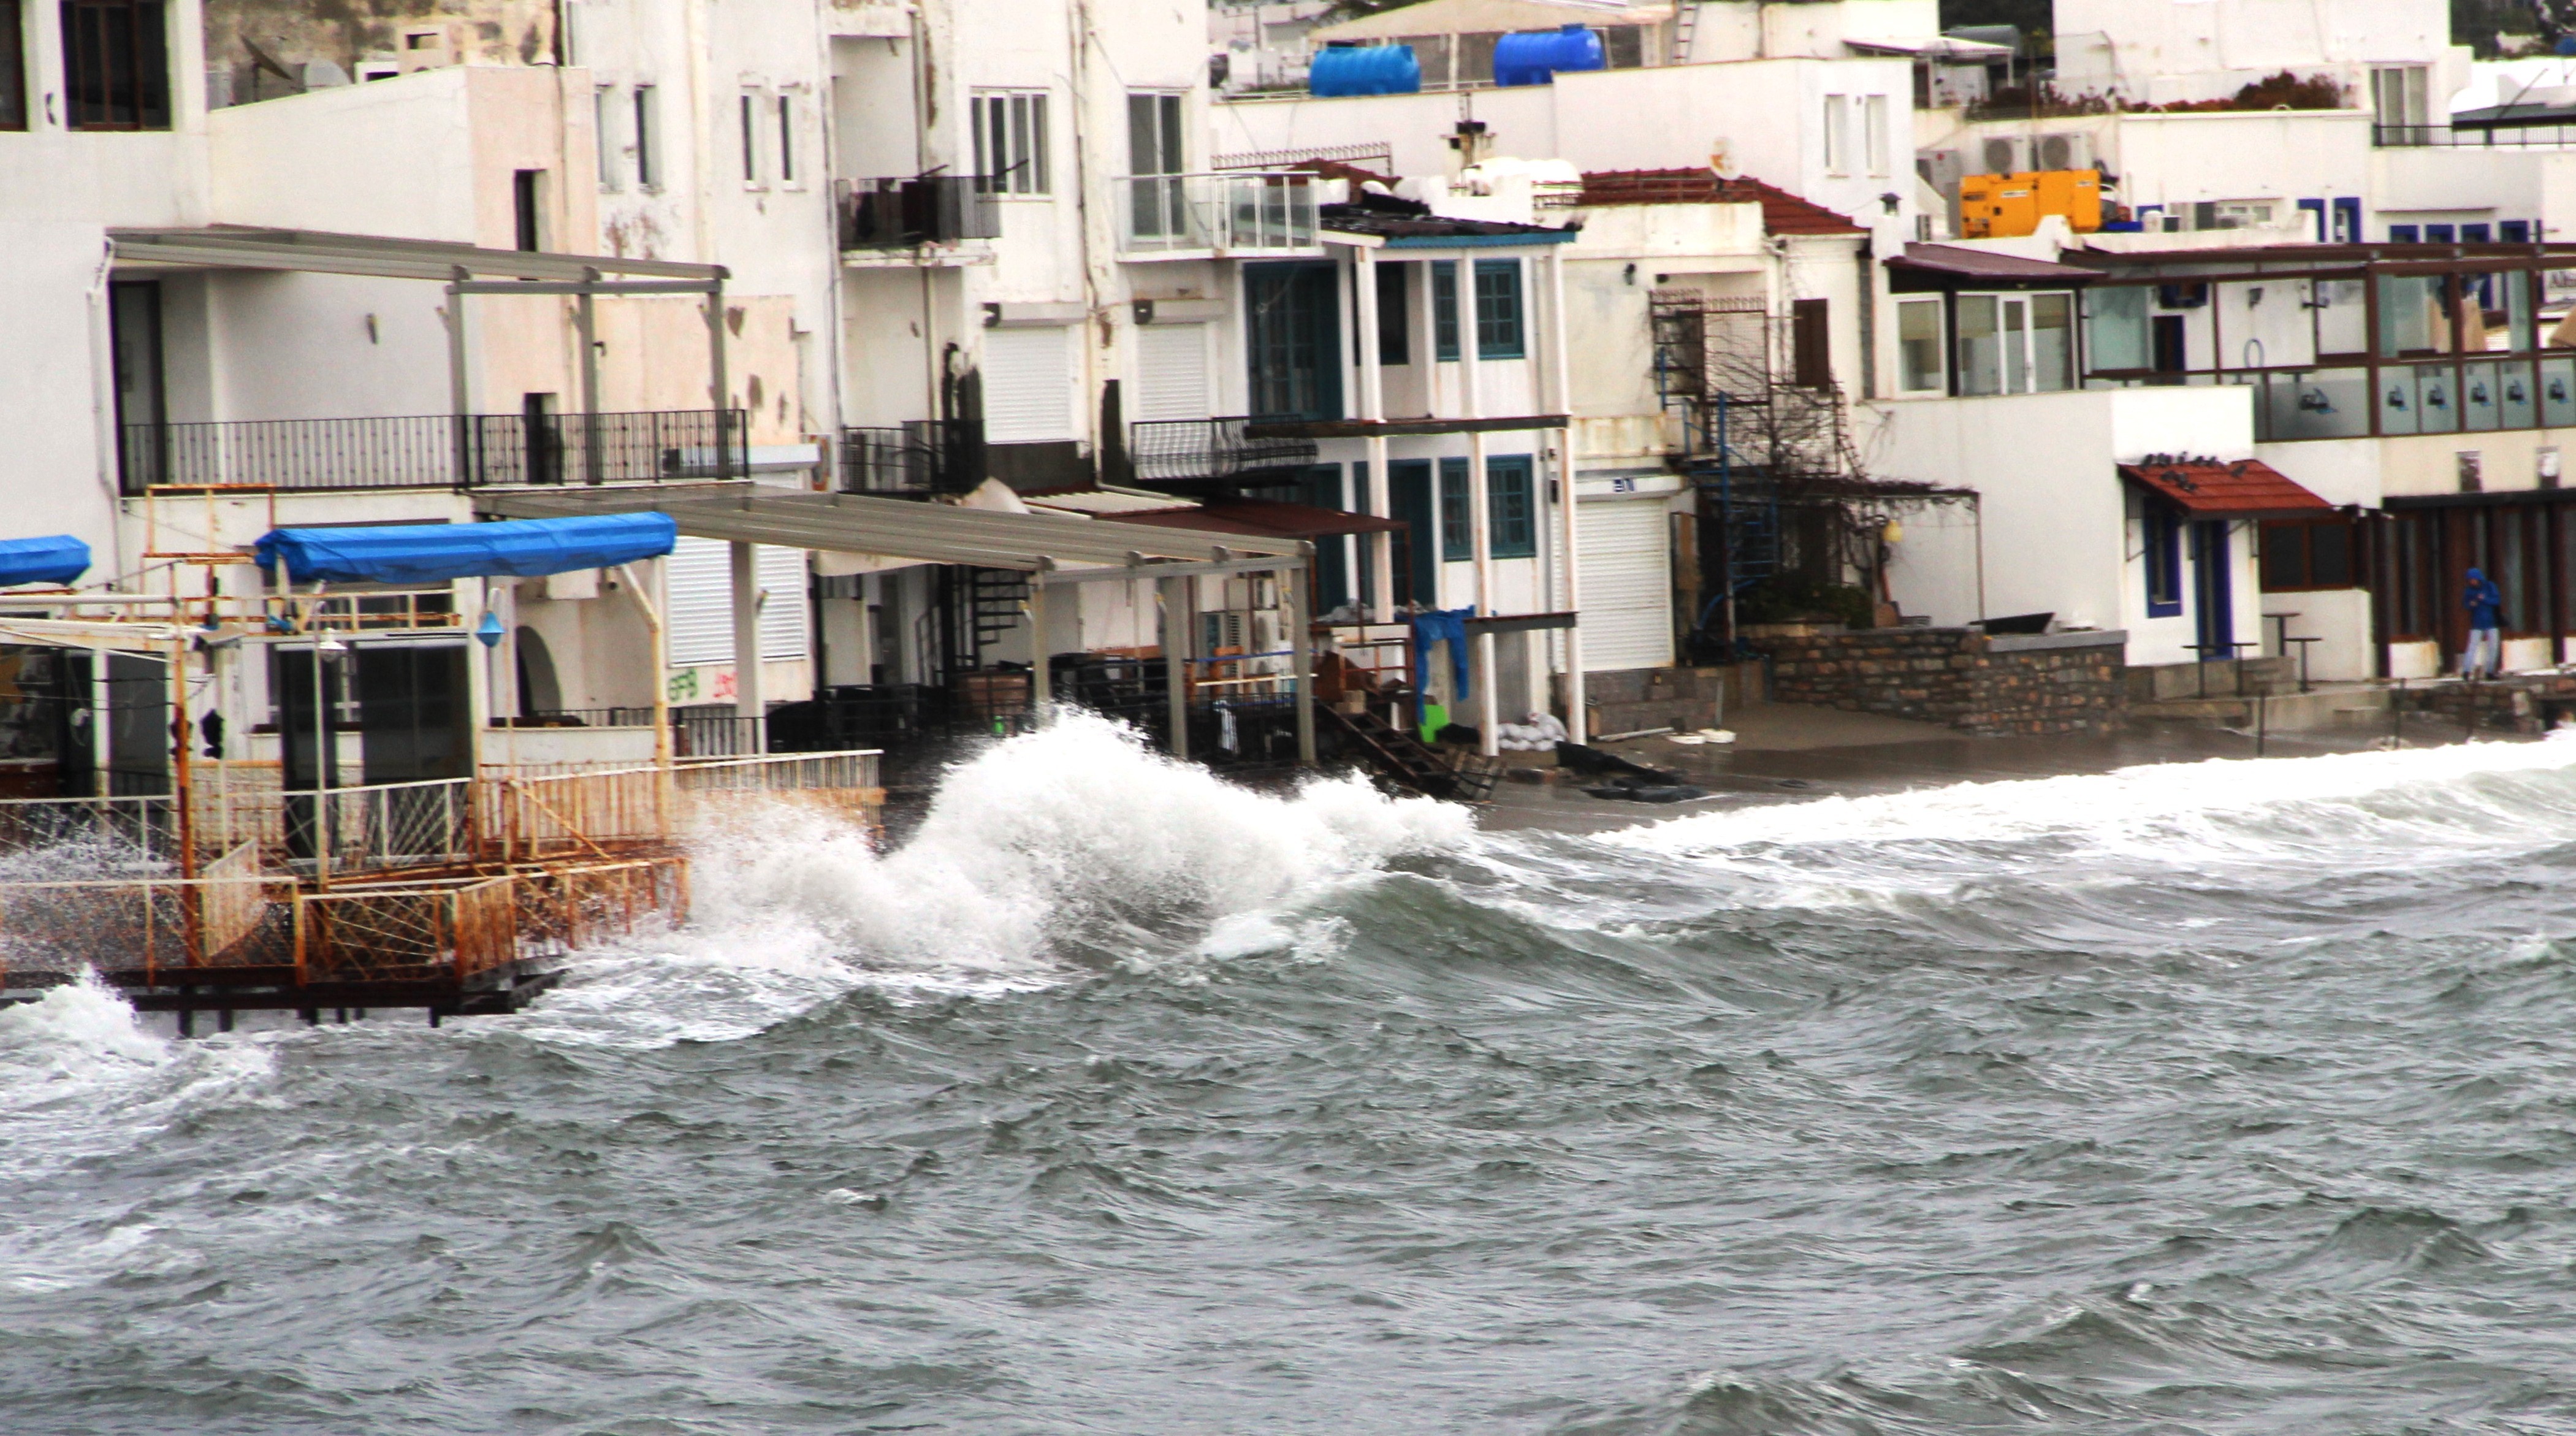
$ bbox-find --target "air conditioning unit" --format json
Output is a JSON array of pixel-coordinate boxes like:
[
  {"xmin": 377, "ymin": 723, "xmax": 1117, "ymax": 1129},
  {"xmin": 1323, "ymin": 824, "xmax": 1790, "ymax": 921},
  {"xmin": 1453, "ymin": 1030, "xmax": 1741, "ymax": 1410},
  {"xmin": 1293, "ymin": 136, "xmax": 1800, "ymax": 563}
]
[
  {"xmin": 1980, "ymin": 134, "xmax": 2030, "ymax": 176},
  {"xmin": 1921, "ymin": 148, "xmax": 1967, "ymax": 195},
  {"xmin": 2034, "ymin": 131, "xmax": 2092, "ymax": 173}
]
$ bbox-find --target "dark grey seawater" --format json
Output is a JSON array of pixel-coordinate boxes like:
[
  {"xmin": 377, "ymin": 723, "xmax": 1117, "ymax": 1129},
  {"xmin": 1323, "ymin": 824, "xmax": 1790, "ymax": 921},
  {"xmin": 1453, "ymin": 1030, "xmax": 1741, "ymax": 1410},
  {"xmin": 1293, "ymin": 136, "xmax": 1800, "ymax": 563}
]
[{"xmin": 10, "ymin": 719, "xmax": 2576, "ymax": 1435}]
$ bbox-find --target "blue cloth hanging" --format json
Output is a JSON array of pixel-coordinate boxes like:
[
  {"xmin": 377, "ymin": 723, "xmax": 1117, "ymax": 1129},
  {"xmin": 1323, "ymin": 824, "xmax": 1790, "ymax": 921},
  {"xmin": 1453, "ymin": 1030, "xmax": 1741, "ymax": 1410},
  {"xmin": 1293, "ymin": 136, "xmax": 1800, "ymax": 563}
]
[{"xmin": 1409, "ymin": 606, "xmax": 1475, "ymax": 700}]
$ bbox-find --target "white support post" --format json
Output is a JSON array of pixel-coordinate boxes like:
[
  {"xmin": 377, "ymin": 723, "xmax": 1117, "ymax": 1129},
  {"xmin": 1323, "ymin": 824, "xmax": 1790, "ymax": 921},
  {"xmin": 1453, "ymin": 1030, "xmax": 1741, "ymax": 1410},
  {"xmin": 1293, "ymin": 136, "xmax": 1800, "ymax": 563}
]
[
  {"xmin": 1355, "ymin": 246, "xmax": 1392, "ymax": 623},
  {"xmin": 1460, "ymin": 254, "xmax": 1498, "ymax": 756},
  {"xmin": 1549, "ymin": 246, "xmax": 1586, "ymax": 744},
  {"xmin": 730, "ymin": 541, "xmax": 764, "ymax": 733},
  {"xmin": 1029, "ymin": 573, "xmax": 1051, "ymax": 717},
  {"xmin": 1287, "ymin": 556, "xmax": 1315, "ymax": 766}
]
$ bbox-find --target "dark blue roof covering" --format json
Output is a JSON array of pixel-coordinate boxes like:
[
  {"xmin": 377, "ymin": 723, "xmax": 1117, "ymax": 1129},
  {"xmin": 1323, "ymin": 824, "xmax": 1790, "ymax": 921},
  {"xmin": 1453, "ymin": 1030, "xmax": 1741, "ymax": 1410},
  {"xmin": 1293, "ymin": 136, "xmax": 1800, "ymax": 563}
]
[
  {"xmin": 253, "ymin": 513, "xmax": 677, "ymax": 586},
  {"xmin": 0, "ymin": 536, "xmax": 92, "ymax": 587}
]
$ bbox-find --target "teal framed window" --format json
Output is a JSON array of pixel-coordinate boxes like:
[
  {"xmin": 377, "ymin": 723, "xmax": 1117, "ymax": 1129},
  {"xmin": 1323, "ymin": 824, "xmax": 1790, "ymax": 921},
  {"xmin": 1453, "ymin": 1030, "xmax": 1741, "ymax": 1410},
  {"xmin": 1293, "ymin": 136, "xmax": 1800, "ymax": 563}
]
[
  {"xmin": 1433, "ymin": 261, "xmax": 1458, "ymax": 361},
  {"xmin": 1473, "ymin": 258, "xmax": 1524, "ymax": 358},
  {"xmin": 1487, "ymin": 456, "xmax": 1535, "ymax": 558},
  {"xmin": 1438, "ymin": 457, "xmax": 1471, "ymax": 560}
]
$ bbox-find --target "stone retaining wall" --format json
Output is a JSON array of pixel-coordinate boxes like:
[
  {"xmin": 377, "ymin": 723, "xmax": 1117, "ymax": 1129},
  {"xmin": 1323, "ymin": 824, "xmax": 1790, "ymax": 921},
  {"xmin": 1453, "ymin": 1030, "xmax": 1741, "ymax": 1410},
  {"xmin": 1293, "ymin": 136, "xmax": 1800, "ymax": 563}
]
[{"xmin": 1755, "ymin": 627, "xmax": 2127, "ymax": 736}]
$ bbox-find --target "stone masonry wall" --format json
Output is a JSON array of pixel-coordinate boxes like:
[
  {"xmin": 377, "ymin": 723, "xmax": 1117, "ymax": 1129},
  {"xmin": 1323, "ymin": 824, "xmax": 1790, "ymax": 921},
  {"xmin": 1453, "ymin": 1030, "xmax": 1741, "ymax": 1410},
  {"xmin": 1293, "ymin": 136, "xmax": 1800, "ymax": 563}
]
[{"xmin": 1756, "ymin": 628, "xmax": 2127, "ymax": 737}]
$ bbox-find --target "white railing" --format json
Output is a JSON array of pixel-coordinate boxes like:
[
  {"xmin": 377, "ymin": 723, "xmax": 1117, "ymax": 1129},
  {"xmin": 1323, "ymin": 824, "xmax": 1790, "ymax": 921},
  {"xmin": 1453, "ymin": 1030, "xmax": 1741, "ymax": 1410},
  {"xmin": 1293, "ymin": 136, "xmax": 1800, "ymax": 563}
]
[{"xmin": 1118, "ymin": 172, "xmax": 1320, "ymax": 255}]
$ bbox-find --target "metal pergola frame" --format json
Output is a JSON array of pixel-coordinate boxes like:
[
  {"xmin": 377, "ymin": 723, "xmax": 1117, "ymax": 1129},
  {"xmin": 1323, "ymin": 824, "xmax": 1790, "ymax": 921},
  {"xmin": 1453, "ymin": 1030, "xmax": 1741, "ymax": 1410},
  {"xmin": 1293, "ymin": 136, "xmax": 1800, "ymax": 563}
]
[
  {"xmin": 478, "ymin": 486, "xmax": 1317, "ymax": 764},
  {"xmin": 107, "ymin": 227, "xmax": 737, "ymax": 487}
]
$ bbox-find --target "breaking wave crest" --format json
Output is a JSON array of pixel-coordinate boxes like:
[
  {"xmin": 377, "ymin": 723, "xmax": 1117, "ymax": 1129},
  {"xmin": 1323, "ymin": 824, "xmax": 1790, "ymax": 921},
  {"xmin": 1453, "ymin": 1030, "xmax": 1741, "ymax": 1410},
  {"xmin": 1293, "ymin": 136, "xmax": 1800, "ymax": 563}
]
[{"xmin": 516, "ymin": 713, "xmax": 1472, "ymax": 1045}]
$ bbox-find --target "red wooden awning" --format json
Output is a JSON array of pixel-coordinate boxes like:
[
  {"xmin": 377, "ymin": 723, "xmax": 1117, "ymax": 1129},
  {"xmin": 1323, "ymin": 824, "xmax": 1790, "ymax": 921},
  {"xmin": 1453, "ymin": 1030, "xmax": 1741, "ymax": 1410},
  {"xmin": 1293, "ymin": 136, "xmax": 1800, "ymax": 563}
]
[{"xmin": 2117, "ymin": 459, "xmax": 2334, "ymax": 519}]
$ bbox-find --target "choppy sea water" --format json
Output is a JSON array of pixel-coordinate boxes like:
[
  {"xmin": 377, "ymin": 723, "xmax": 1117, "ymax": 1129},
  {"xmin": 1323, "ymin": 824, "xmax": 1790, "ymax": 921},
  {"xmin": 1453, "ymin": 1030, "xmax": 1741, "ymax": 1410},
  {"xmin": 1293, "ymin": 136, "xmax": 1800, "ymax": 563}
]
[{"xmin": 9, "ymin": 716, "xmax": 2576, "ymax": 1434}]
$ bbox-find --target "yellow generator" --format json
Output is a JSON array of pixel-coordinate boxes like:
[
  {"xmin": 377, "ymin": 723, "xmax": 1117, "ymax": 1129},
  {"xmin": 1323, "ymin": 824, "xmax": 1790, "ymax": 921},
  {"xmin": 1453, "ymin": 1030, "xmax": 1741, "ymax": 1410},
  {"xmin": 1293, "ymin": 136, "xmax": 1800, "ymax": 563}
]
[{"xmin": 1959, "ymin": 169, "xmax": 2102, "ymax": 239}]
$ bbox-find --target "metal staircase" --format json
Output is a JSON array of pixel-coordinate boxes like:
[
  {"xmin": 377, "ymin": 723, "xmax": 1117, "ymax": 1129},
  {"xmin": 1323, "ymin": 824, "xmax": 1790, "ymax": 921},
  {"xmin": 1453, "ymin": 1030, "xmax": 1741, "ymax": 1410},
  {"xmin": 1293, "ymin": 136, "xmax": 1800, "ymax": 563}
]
[
  {"xmin": 968, "ymin": 568, "xmax": 1029, "ymax": 662},
  {"xmin": 1322, "ymin": 706, "xmax": 1502, "ymax": 802}
]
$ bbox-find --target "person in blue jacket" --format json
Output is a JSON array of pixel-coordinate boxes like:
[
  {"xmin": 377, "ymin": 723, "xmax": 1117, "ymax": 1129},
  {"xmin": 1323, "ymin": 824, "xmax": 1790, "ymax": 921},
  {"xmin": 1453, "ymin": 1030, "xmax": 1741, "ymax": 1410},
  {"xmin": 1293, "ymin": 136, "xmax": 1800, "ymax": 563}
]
[{"xmin": 2463, "ymin": 567, "xmax": 2504, "ymax": 679}]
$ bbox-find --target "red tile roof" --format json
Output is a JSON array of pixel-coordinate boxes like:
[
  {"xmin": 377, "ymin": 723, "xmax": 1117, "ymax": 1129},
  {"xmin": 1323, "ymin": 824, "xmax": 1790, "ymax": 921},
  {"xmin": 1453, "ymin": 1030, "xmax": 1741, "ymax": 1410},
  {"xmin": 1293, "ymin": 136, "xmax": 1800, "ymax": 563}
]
[
  {"xmin": 2119, "ymin": 459, "xmax": 2334, "ymax": 518},
  {"xmin": 1574, "ymin": 169, "xmax": 1866, "ymax": 236}
]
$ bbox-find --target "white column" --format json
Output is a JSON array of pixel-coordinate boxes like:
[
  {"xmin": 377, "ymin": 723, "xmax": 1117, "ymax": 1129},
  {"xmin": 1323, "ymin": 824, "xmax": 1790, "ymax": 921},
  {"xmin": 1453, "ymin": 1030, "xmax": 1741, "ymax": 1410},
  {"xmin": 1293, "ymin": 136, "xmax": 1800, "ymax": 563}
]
[
  {"xmin": 730, "ymin": 541, "xmax": 764, "ymax": 724},
  {"xmin": 1355, "ymin": 245, "xmax": 1393, "ymax": 622},
  {"xmin": 1549, "ymin": 246, "xmax": 1586, "ymax": 743},
  {"xmin": 1459, "ymin": 254, "xmax": 1499, "ymax": 755}
]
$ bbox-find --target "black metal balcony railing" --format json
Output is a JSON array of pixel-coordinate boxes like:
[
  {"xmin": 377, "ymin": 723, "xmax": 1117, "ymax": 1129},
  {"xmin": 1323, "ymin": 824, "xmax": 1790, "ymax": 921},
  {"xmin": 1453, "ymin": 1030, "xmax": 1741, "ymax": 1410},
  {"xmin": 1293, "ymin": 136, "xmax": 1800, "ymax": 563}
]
[
  {"xmin": 837, "ymin": 175, "xmax": 1003, "ymax": 250},
  {"xmin": 2374, "ymin": 122, "xmax": 2576, "ymax": 148},
  {"xmin": 1129, "ymin": 417, "xmax": 1320, "ymax": 490},
  {"xmin": 839, "ymin": 420, "xmax": 985, "ymax": 498},
  {"xmin": 115, "ymin": 410, "xmax": 748, "ymax": 495}
]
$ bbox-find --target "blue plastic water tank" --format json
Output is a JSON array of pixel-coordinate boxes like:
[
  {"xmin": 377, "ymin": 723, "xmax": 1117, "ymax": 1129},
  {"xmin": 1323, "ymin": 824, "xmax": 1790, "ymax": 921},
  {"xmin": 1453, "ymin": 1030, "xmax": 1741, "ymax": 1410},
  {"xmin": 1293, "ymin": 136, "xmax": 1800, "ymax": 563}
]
[
  {"xmin": 1309, "ymin": 44, "xmax": 1422, "ymax": 97},
  {"xmin": 1493, "ymin": 25, "xmax": 1606, "ymax": 87}
]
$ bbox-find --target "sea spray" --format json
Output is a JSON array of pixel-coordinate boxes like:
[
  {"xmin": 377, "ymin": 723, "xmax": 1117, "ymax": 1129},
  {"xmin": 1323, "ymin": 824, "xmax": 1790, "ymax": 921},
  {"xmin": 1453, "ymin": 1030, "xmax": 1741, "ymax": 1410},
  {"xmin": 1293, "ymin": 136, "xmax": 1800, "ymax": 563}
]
[
  {"xmin": 512, "ymin": 714, "xmax": 1472, "ymax": 1046},
  {"xmin": 1612, "ymin": 739, "xmax": 2576, "ymax": 869}
]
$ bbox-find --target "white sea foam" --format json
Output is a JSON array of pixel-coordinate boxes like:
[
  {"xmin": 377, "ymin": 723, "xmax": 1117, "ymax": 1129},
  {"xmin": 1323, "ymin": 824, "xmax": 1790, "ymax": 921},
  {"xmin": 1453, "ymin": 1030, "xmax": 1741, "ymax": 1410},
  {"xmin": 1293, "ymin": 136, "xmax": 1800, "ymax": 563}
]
[
  {"xmin": 509, "ymin": 713, "xmax": 1471, "ymax": 1045},
  {"xmin": 1613, "ymin": 741, "xmax": 2576, "ymax": 876},
  {"xmin": 0, "ymin": 974, "xmax": 275, "ymax": 1186}
]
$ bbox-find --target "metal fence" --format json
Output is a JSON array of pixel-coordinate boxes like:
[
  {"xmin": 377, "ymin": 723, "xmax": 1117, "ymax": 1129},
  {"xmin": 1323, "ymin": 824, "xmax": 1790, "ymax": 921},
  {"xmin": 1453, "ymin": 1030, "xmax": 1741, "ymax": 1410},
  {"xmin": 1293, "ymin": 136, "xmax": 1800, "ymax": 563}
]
[
  {"xmin": 1129, "ymin": 417, "xmax": 1321, "ymax": 487},
  {"xmin": 116, "ymin": 410, "xmax": 747, "ymax": 494},
  {"xmin": 838, "ymin": 175, "xmax": 1002, "ymax": 248},
  {"xmin": 840, "ymin": 420, "xmax": 984, "ymax": 497},
  {"xmin": 2373, "ymin": 123, "xmax": 2576, "ymax": 148}
]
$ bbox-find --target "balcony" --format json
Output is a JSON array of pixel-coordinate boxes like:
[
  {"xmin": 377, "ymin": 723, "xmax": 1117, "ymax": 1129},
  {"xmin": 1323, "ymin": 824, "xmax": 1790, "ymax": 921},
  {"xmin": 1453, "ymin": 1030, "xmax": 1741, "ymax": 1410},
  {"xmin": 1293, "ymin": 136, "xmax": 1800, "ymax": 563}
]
[
  {"xmin": 837, "ymin": 175, "xmax": 1002, "ymax": 253},
  {"xmin": 115, "ymin": 410, "xmax": 748, "ymax": 495},
  {"xmin": 1129, "ymin": 417, "xmax": 1320, "ymax": 492},
  {"xmin": 2373, "ymin": 123, "xmax": 2576, "ymax": 148},
  {"xmin": 1116, "ymin": 172, "xmax": 1320, "ymax": 258},
  {"xmin": 839, "ymin": 420, "xmax": 985, "ymax": 498}
]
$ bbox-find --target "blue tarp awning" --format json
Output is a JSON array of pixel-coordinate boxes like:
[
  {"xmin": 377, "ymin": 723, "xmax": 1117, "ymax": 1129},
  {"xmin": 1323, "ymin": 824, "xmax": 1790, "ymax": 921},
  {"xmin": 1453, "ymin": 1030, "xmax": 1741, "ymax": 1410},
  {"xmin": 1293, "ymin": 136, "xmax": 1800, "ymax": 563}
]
[
  {"xmin": 253, "ymin": 513, "xmax": 677, "ymax": 586},
  {"xmin": 0, "ymin": 535, "xmax": 91, "ymax": 587}
]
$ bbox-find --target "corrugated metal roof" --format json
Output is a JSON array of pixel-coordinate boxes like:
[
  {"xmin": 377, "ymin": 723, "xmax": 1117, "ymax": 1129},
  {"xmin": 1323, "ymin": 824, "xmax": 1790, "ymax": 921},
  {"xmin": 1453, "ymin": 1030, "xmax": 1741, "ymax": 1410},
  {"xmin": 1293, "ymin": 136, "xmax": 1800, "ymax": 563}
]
[
  {"xmin": 477, "ymin": 484, "xmax": 1305, "ymax": 571},
  {"xmin": 1888, "ymin": 242, "xmax": 2096, "ymax": 280},
  {"xmin": 2119, "ymin": 460, "xmax": 2334, "ymax": 519}
]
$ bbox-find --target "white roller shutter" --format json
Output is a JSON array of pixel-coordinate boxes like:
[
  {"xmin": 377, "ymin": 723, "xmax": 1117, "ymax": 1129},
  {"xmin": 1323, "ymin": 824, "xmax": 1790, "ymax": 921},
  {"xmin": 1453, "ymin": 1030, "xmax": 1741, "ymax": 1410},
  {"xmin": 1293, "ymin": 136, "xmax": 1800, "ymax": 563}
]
[
  {"xmin": 1134, "ymin": 324, "xmax": 1210, "ymax": 421},
  {"xmin": 666, "ymin": 537, "xmax": 731, "ymax": 665},
  {"xmin": 1577, "ymin": 498, "xmax": 1675, "ymax": 671},
  {"xmin": 665, "ymin": 537, "xmax": 809, "ymax": 665},
  {"xmin": 757, "ymin": 543, "xmax": 808, "ymax": 659},
  {"xmin": 981, "ymin": 325, "xmax": 1078, "ymax": 442}
]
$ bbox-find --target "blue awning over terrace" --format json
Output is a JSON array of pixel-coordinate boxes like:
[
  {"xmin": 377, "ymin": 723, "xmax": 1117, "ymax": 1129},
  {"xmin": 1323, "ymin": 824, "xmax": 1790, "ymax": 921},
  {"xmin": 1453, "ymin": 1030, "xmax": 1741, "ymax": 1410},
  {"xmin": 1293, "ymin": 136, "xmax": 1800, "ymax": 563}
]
[
  {"xmin": 0, "ymin": 536, "xmax": 92, "ymax": 587},
  {"xmin": 253, "ymin": 514, "xmax": 677, "ymax": 585}
]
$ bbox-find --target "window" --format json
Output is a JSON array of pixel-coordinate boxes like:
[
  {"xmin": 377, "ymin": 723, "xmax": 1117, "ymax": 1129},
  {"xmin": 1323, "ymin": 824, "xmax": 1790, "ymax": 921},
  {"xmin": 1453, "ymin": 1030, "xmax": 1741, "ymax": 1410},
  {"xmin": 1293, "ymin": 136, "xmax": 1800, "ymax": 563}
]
[
  {"xmin": 2262, "ymin": 519, "xmax": 2357, "ymax": 591},
  {"xmin": 1957, "ymin": 294, "xmax": 2001, "ymax": 395},
  {"xmin": 1374, "ymin": 261, "xmax": 1409, "ymax": 365},
  {"xmin": 1127, "ymin": 91, "xmax": 1184, "ymax": 237},
  {"xmin": 594, "ymin": 86, "xmax": 619, "ymax": 189},
  {"xmin": 972, "ymin": 91, "xmax": 1049, "ymax": 194},
  {"xmin": 1433, "ymin": 261, "xmax": 1459, "ymax": 360},
  {"xmin": 2372, "ymin": 65, "xmax": 2429, "ymax": 132},
  {"xmin": 1864, "ymin": 94, "xmax": 1889, "ymax": 176},
  {"xmin": 1792, "ymin": 298, "xmax": 1832, "ymax": 388},
  {"xmin": 0, "ymin": 0, "xmax": 26, "ymax": 131},
  {"xmin": 1823, "ymin": 94, "xmax": 1849, "ymax": 175},
  {"xmin": 1244, "ymin": 261, "xmax": 1342, "ymax": 421},
  {"xmin": 777, "ymin": 94, "xmax": 796, "ymax": 184},
  {"xmin": 1601, "ymin": 25, "xmax": 1643, "ymax": 69},
  {"xmin": 1473, "ymin": 258, "xmax": 1523, "ymax": 359},
  {"xmin": 1129, "ymin": 91, "xmax": 1184, "ymax": 175},
  {"xmin": 512, "ymin": 170, "xmax": 544, "ymax": 252},
  {"xmin": 2389, "ymin": 223, "xmax": 2421, "ymax": 243},
  {"xmin": 739, "ymin": 93, "xmax": 761, "ymax": 184},
  {"xmin": 1438, "ymin": 457, "xmax": 1471, "ymax": 560},
  {"xmin": 633, "ymin": 84, "xmax": 660, "ymax": 189},
  {"xmin": 1488, "ymin": 456, "xmax": 1536, "ymax": 559},
  {"xmin": 1896, "ymin": 297, "xmax": 1944, "ymax": 393},
  {"xmin": 1956, "ymin": 291, "xmax": 2075, "ymax": 395},
  {"xmin": 62, "ymin": 0, "xmax": 169, "ymax": 131},
  {"xmin": 2143, "ymin": 502, "xmax": 2184, "ymax": 617}
]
